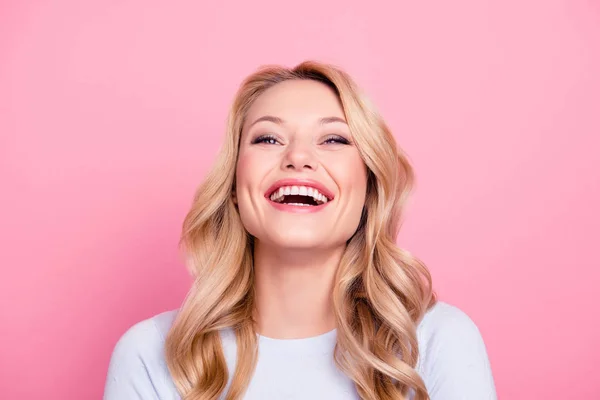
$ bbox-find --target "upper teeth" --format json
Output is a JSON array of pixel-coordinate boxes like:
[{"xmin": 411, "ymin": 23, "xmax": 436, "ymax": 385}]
[{"xmin": 269, "ymin": 185, "xmax": 329, "ymax": 204}]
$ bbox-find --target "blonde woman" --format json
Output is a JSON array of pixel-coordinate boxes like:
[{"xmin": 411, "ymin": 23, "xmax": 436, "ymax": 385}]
[{"xmin": 103, "ymin": 61, "xmax": 497, "ymax": 400}]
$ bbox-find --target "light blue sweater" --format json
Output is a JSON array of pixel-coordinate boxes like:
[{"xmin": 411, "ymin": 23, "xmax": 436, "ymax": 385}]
[{"xmin": 103, "ymin": 301, "xmax": 497, "ymax": 399}]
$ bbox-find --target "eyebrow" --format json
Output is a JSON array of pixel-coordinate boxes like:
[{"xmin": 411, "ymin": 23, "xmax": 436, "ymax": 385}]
[
  {"xmin": 248, "ymin": 115, "xmax": 348, "ymax": 128},
  {"xmin": 319, "ymin": 116, "xmax": 348, "ymax": 125}
]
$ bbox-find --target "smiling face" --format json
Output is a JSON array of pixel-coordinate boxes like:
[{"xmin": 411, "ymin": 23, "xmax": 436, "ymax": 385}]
[{"xmin": 234, "ymin": 79, "xmax": 368, "ymax": 251}]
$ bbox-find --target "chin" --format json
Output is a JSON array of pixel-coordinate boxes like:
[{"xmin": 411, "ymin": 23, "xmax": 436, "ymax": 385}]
[{"xmin": 262, "ymin": 231, "xmax": 329, "ymax": 250}]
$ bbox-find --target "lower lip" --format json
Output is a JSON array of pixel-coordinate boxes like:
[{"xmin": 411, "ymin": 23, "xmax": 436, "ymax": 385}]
[{"xmin": 266, "ymin": 198, "xmax": 331, "ymax": 213}]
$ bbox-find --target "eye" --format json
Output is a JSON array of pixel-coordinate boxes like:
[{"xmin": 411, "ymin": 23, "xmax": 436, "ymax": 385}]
[
  {"xmin": 322, "ymin": 134, "xmax": 351, "ymax": 145},
  {"xmin": 252, "ymin": 134, "xmax": 280, "ymax": 145}
]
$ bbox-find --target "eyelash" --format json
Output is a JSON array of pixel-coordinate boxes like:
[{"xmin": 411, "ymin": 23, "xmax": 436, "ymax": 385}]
[{"xmin": 252, "ymin": 134, "xmax": 351, "ymax": 145}]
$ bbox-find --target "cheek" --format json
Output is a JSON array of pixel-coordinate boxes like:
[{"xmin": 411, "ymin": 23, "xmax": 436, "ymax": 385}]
[
  {"xmin": 235, "ymin": 153, "xmax": 250, "ymax": 189},
  {"xmin": 330, "ymin": 154, "xmax": 368, "ymax": 240},
  {"xmin": 235, "ymin": 151, "xmax": 265, "ymax": 192},
  {"xmin": 234, "ymin": 153, "xmax": 259, "ymax": 234},
  {"xmin": 332, "ymin": 153, "xmax": 368, "ymax": 198},
  {"xmin": 235, "ymin": 150, "xmax": 277, "ymax": 216}
]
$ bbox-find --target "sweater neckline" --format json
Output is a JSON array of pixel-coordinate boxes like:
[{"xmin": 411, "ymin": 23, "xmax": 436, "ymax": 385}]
[{"xmin": 255, "ymin": 328, "xmax": 338, "ymax": 355}]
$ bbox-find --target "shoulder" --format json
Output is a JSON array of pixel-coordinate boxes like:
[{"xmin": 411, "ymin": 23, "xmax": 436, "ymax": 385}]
[
  {"xmin": 110, "ymin": 309, "xmax": 178, "ymax": 359},
  {"xmin": 416, "ymin": 301, "xmax": 497, "ymax": 400},
  {"xmin": 417, "ymin": 301, "xmax": 482, "ymax": 342},
  {"xmin": 103, "ymin": 310, "xmax": 179, "ymax": 399}
]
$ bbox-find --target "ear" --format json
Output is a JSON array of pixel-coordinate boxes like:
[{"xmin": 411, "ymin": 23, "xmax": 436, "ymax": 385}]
[{"xmin": 232, "ymin": 189, "xmax": 238, "ymax": 205}]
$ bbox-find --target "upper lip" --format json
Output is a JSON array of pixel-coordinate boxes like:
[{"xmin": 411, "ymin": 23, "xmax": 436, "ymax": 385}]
[{"xmin": 264, "ymin": 178, "xmax": 335, "ymax": 200}]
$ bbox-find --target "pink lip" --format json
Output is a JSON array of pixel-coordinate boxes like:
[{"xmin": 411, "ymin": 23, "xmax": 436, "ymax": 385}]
[
  {"xmin": 264, "ymin": 178, "xmax": 335, "ymax": 200},
  {"xmin": 264, "ymin": 178, "xmax": 335, "ymax": 214}
]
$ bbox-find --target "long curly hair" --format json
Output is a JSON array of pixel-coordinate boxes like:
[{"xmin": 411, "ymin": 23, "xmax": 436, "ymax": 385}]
[{"xmin": 165, "ymin": 60, "xmax": 436, "ymax": 400}]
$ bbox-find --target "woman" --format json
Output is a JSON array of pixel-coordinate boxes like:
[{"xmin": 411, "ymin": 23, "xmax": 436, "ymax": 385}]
[{"xmin": 104, "ymin": 61, "xmax": 497, "ymax": 400}]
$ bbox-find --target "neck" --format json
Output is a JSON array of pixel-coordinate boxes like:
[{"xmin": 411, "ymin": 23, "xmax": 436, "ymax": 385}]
[{"xmin": 252, "ymin": 242, "xmax": 344, "ymax": 339}]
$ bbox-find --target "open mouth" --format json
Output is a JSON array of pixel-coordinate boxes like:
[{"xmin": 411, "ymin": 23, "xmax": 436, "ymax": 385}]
[{"xmin": 268, "ymin": 185, "xmax": 332, "ymax": 207}]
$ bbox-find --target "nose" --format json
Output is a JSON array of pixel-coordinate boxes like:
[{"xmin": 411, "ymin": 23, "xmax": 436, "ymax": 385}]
[{"xmin": 281, "ymin": 140, "xmax": 318, "ymax": 171}]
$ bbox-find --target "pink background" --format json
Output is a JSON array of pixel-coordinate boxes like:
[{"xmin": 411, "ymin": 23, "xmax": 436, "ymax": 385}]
[{"xmin": 1, "ymin": 1, "xmax": 599, "ymax": 398}]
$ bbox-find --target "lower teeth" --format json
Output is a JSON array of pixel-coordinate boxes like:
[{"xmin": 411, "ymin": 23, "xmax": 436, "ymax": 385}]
[{"xmin": 286, "ymin": 203, "xmax": 312, "ymax": 206}]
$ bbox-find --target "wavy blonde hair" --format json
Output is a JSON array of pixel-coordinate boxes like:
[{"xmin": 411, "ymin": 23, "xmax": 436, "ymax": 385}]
[{"xmin": 165, "ymin": 61, "xmax": 436, "ymax": 400}]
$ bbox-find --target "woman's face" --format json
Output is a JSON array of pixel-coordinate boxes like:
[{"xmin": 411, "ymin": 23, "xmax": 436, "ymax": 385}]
[{"xmin": 235, "ymin": 79, "xmax": 368, "ymax": 251}]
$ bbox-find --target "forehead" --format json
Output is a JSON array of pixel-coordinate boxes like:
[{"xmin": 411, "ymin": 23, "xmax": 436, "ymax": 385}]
[{"xmin": 245, "ymin": 79, "xmax": 345, "ymax": 125}]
